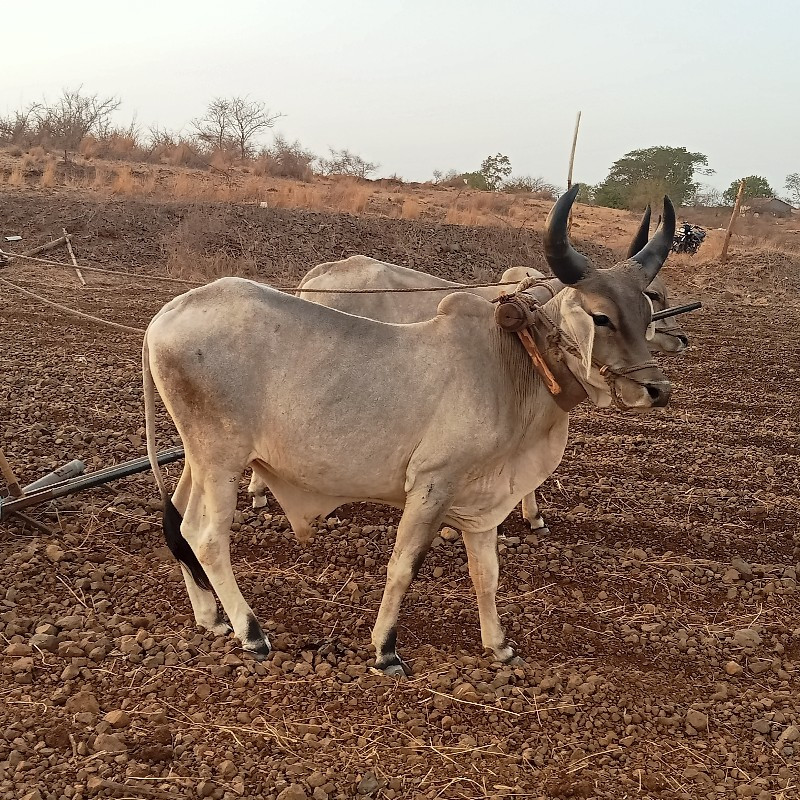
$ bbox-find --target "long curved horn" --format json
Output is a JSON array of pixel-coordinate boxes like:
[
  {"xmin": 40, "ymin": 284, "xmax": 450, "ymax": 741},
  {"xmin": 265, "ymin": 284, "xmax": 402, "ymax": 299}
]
[
  {"xmin": 626, "ymin": 205, "xmax": 651, "ymax": 258},
  {"xmin": 543, "ymin": 184, "xmax": 591, "ymax": 284},
  {"xmin": 630, "ymin": 196, "xmax": 675, "ymax": 284}
]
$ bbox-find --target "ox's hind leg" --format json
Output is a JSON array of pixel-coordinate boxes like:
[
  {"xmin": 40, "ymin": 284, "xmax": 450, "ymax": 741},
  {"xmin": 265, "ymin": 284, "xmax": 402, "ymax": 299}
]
[
  {"xmin": 521, "ymin": 490, "xmax": 548, "ymax": 531},
  {"xmin": 167, "ymin": 465, "xmax": 229, "ymax": 635},
  {"xmin": 247, "ymin": 471, "xmax": 268, "ymax": 509},
  {"xmin": 177, "ymin": 465, "xmax": 271, "ymax": 657},
  {"xmin": 372, "ymin": 487, "xmax": 451, "ymax": 676},
  {"xmin": 462, "ymin": 528, "xmax": 516, "ymax": 663}
]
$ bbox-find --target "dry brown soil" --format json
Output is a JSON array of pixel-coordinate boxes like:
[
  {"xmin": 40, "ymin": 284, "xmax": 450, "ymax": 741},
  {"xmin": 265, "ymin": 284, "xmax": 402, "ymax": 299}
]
[{"xmin": 1, "ymin": 189, "xmax": 799, "ymax": 800}]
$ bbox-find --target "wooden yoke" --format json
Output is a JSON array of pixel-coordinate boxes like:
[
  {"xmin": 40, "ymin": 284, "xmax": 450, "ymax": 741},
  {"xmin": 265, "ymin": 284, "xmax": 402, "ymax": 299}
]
[{"xmin": 494, "ymin": 295, "xmax": 561, "ymax": 395}]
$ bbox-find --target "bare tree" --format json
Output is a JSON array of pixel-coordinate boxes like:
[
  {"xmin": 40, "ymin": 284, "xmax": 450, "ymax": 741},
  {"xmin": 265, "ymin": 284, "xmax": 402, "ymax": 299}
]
[
  {"xmin": 318, "ymin": 148, "xmax": 378, "ymax": 179},
  {"xmin": 192, "ymin": 98, "xmax": 232, "ymax": 152},
  {"xmin": 228, "ymin": 97, "xmax": 281, "ymax": 160},
  {"xmin": 193, "ymin": 97, "xmax": 280, "ymax": 160},
  {"xmin": 0, "ymin": 104, "xmax": 41, "ymax": 146},
  {"xmin": 34, "ymin": 88, "xmax": 121, "ymax": 161}
]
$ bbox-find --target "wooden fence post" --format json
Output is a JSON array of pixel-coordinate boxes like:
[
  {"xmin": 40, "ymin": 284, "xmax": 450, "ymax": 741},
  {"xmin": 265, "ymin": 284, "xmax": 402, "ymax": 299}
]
[
  {"xmin": 63, "ymin": 227, "xmax": 86, "ymax": 285},
  {"xmin": 720, "ymin": 179, "xmax": 746, "ymax": 264}
]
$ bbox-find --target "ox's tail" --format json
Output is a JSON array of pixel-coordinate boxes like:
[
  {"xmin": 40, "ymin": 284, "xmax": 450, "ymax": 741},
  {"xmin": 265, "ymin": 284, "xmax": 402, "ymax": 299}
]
[{"xmin": 142, "ymin": 330, "xmax": 212, "ymax": 591}]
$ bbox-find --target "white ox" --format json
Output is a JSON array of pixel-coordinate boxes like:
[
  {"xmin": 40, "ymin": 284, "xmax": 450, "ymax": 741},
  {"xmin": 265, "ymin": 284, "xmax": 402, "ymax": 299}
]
[
  {"xmin": 143, "ymin": 186, "xmax": 676, "ymax": 673},
  {"xmin": 248, "ymin": 206, "xmax": 687, "ymax": 532}
]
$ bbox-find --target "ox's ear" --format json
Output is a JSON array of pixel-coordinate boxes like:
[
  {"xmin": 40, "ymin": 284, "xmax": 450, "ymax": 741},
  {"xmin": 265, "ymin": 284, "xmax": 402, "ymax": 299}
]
[{"xmin": 557, "ymin": 288, "xmax": 596, "ymax": 382}]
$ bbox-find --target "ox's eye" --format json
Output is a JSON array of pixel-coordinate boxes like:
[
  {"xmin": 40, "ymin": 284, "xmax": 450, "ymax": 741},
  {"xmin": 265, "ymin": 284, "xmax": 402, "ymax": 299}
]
[{"xmin": 592, "ymin": 314, "xmax": 613, "ymax": 328}]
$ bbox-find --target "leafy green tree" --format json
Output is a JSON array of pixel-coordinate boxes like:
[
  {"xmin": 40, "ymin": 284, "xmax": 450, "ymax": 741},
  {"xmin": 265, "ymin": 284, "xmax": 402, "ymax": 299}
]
[
  {"xmin": 784, "ymin": 173, "xmax": 800, "ymax": 206},
  {"xmin": 593, "ymin": 181, "xmax": 628, "ymax": 209},
  {"xmin": 575, "ymin": 183, "xmax": 594, "ymax": 204},
  {"xmin": 722, "ymin": 175, "xmax": 773, "ymax": 205},
  {"xmin": 593, "ymin": 146, "xmax": 712, "ymax": 209},
  {"xmin": 479, "ymin": 153, "xmax": 512, "ymax": 191}
]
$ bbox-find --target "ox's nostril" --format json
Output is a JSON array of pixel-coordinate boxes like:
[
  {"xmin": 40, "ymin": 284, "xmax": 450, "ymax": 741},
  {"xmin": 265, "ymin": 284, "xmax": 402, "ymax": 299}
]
[
  {"xmin": 645, "ymin": 382, "xmax": 672, "ymax": 407},
  {"xmin": 677, "ymin": 335, "xmax": 689, "ymax": 347}
]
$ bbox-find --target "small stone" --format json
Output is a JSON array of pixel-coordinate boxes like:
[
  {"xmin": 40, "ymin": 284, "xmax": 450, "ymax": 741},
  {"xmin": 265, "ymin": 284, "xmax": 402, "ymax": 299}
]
[
  {"xmin": 103, "ymin": 710, "xmax": 130, "ymax": 729},
  {"xmin": 277, "ymin": 786, "xmax": 308, "ymax": 800},
  {"xmin": 55, "ymin": 614, "xmax": 85, "ymax": 631},
  {"xmin": 731, "ymin": 557, "xmax": 753, "ymax": 579},
  {"xmin": 686, "ymin": 709, "xmax": 708, "ymax": 732},
  {"xmin": 12, "ymin": 656, "xmax": 34, "ymax": 673},
  {"xmin": 357, "ymin": 773, "xmax": 382, "ymax": 795},
  {"xmin": 46, "ymin": 543, "xmax": 65, "ymax": 563},
  {"xmin": 440, "ymin": 527, "xmax": 459, "ymax": 542},
  {"xmin": 307, "ymin": 772, "xmax": 326, "ymax": 788},
  {"xmin": 454, "ymin": 682, "xmax": 479, "ymax": 702},
  {"xmin": 137, "ymin": 744, "xmax": 173, "ymax": 762},
  {"xmin": 93, "ymin": 733, "xmax": 127, "ymax": 753},
  {"xmin": 777, "ymin": 725, "xmax": 800, "ymax": 745},
  {"xmin": 30, "ymin": 633, "xmax": 59, "ymax": 652},
  {"xmin": 21, "ymin": 790, "xmax": 43, "ymax": 800},
  {"xmin": 725, "ymin": 661, "xmax": 744, "ymax": 676},
  {"xmin": 752, "ymin": 719, "xmax": 771, "ymax": 734},
  {"xmin": 65, "ymin": 691, "xmax": 100, "ymax": 715},
  {"xmin": 197, "ymin": 780, "xmax": 215, "ymax": 798},
  {"xmin": 218, "ymin": 759, "xmax": 237, "ymax": 778},
  {"xmin": 733, "ymin": 629, "xmax": 761, "ymax": 648},
  {"xmin": 5, "ymin": 642, "xmax": 32, "ymax": 656}
]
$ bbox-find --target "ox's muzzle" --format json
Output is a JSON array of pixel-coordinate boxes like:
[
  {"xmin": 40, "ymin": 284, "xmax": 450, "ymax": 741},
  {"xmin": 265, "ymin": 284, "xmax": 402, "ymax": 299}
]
[{"xmin": 603, "ymin": 364, "xmax": 671, "ymax": 411}]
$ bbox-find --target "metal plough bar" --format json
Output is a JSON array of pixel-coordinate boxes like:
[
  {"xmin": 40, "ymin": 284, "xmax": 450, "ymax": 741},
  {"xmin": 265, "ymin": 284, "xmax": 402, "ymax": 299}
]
[{"xmin": 0, "ymin": 447, "xmax": 184, "ymax": 520}]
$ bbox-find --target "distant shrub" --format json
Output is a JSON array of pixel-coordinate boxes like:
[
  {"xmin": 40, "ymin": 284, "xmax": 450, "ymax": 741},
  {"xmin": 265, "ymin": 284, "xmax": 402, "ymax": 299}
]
[
  {"xmin": 503, "ymin": 175, "xmax": 559, "ymax": 200},
  {"xmin": 254, "ymin": 136, "xmax": 316, "ymax": 181}
]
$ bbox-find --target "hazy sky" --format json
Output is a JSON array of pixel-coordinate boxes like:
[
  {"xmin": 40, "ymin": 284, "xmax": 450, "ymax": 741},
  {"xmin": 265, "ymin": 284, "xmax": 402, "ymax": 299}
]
[{"xmin": 4, "ymin": 1, "xmax": 798, "ymax": 194}]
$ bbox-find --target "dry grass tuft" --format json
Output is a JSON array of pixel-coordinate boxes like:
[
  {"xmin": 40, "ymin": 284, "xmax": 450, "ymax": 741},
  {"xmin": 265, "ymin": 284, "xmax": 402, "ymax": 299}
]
[
  {"xmin": 400, "ymin": 198, "xmax": 423, "ymax": 220},
  {"xmin": 7, "ymin": 164, "xmax": 26, "ymax": 186},
  {"xmin": 39, "ymin": 158, "xmax": 58, "ymax": 188},
  {"xmin": 111, "ymin": 166, "xmax": 136, "ymax": 195},
  {"xmin": 326, "ymin": 179, "xmax": 373, "ymax": 215},
  {"xmin": 163, "ymin": 208, "xmax": 260, "ymax": 281}
]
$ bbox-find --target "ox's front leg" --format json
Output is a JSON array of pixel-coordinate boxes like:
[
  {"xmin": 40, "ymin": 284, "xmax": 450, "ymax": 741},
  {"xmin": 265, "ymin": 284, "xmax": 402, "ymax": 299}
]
[
  {"xmin": 462, "ymin": 528, "xmax": 515, "ymax": 663},
  {"xmin": 371, "ymin": 489, "xmax": 450, "ymax": 676},
  {"xmin": 181, "ymin": 470, "xmax": 271, "ymax": 658},
  {"xmin": 520, "ymin": 491, "xmax": 548, "ymax": 531}
]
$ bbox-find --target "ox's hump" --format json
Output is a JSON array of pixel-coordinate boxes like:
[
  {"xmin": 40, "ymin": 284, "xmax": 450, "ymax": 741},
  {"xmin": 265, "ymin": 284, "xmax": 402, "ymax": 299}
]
[{"xmin": 436, "ymin": 291, "xmax": 493, "ymax": 319}]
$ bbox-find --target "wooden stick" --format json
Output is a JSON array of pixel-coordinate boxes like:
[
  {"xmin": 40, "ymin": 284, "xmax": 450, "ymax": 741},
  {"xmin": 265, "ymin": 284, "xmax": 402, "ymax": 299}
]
[
  {"xmin": 9, "ymin": 510, "xmax": 54, "ymax": 536},
  {"xmin": 567, "ymin": 111, "xmax": 581, "ymax": 232},
  {"xmin": 62, "ymin": 227, "xmax": 86, "ymax": 285},
  {"xmin": 0, "ymin": 448, "xmax": 22, "ymax": 498},
  {"xmin": 20, "ymin": 234, "xmax": 72, "ymax": 258},
  {"xmin": 721, "ymin": 179, "xmax": 746, "ymax": 264},
  {"xmin": 517, "ymin": 329, "xmax": 561, "ymax": 395}
]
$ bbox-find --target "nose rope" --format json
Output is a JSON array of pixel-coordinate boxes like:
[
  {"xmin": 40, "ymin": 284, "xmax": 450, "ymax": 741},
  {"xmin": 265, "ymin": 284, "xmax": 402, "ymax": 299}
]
[{"xmin": 494, "ymin": 291, "xmax": 660, "ymax": 411}]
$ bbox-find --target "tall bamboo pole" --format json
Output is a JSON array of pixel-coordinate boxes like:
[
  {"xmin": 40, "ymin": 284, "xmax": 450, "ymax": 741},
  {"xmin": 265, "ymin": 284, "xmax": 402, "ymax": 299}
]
[
  {"xmin": 567, "ymin": 112, "xmax": 581, "ymax": 232},
  {"xmin": 720, "ymin": 179, "xmax": 746, "ymax": 264}
]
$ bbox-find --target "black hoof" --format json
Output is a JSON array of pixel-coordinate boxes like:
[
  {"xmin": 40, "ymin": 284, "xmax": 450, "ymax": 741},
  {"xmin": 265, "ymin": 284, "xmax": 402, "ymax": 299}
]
[
  {"xmin": 243, "ymin": 639, "xmax": 272, "ymax": 660},
  {"xmin": 376, "ymin": 655, "xmax": 411, "ymax": 677}
]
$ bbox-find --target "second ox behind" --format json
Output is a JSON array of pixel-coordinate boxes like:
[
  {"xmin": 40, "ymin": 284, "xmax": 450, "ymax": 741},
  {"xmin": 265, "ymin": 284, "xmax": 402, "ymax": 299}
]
[{"xmin": 143, "ymin": 185, "xmax": 676, "ymax": 673}]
